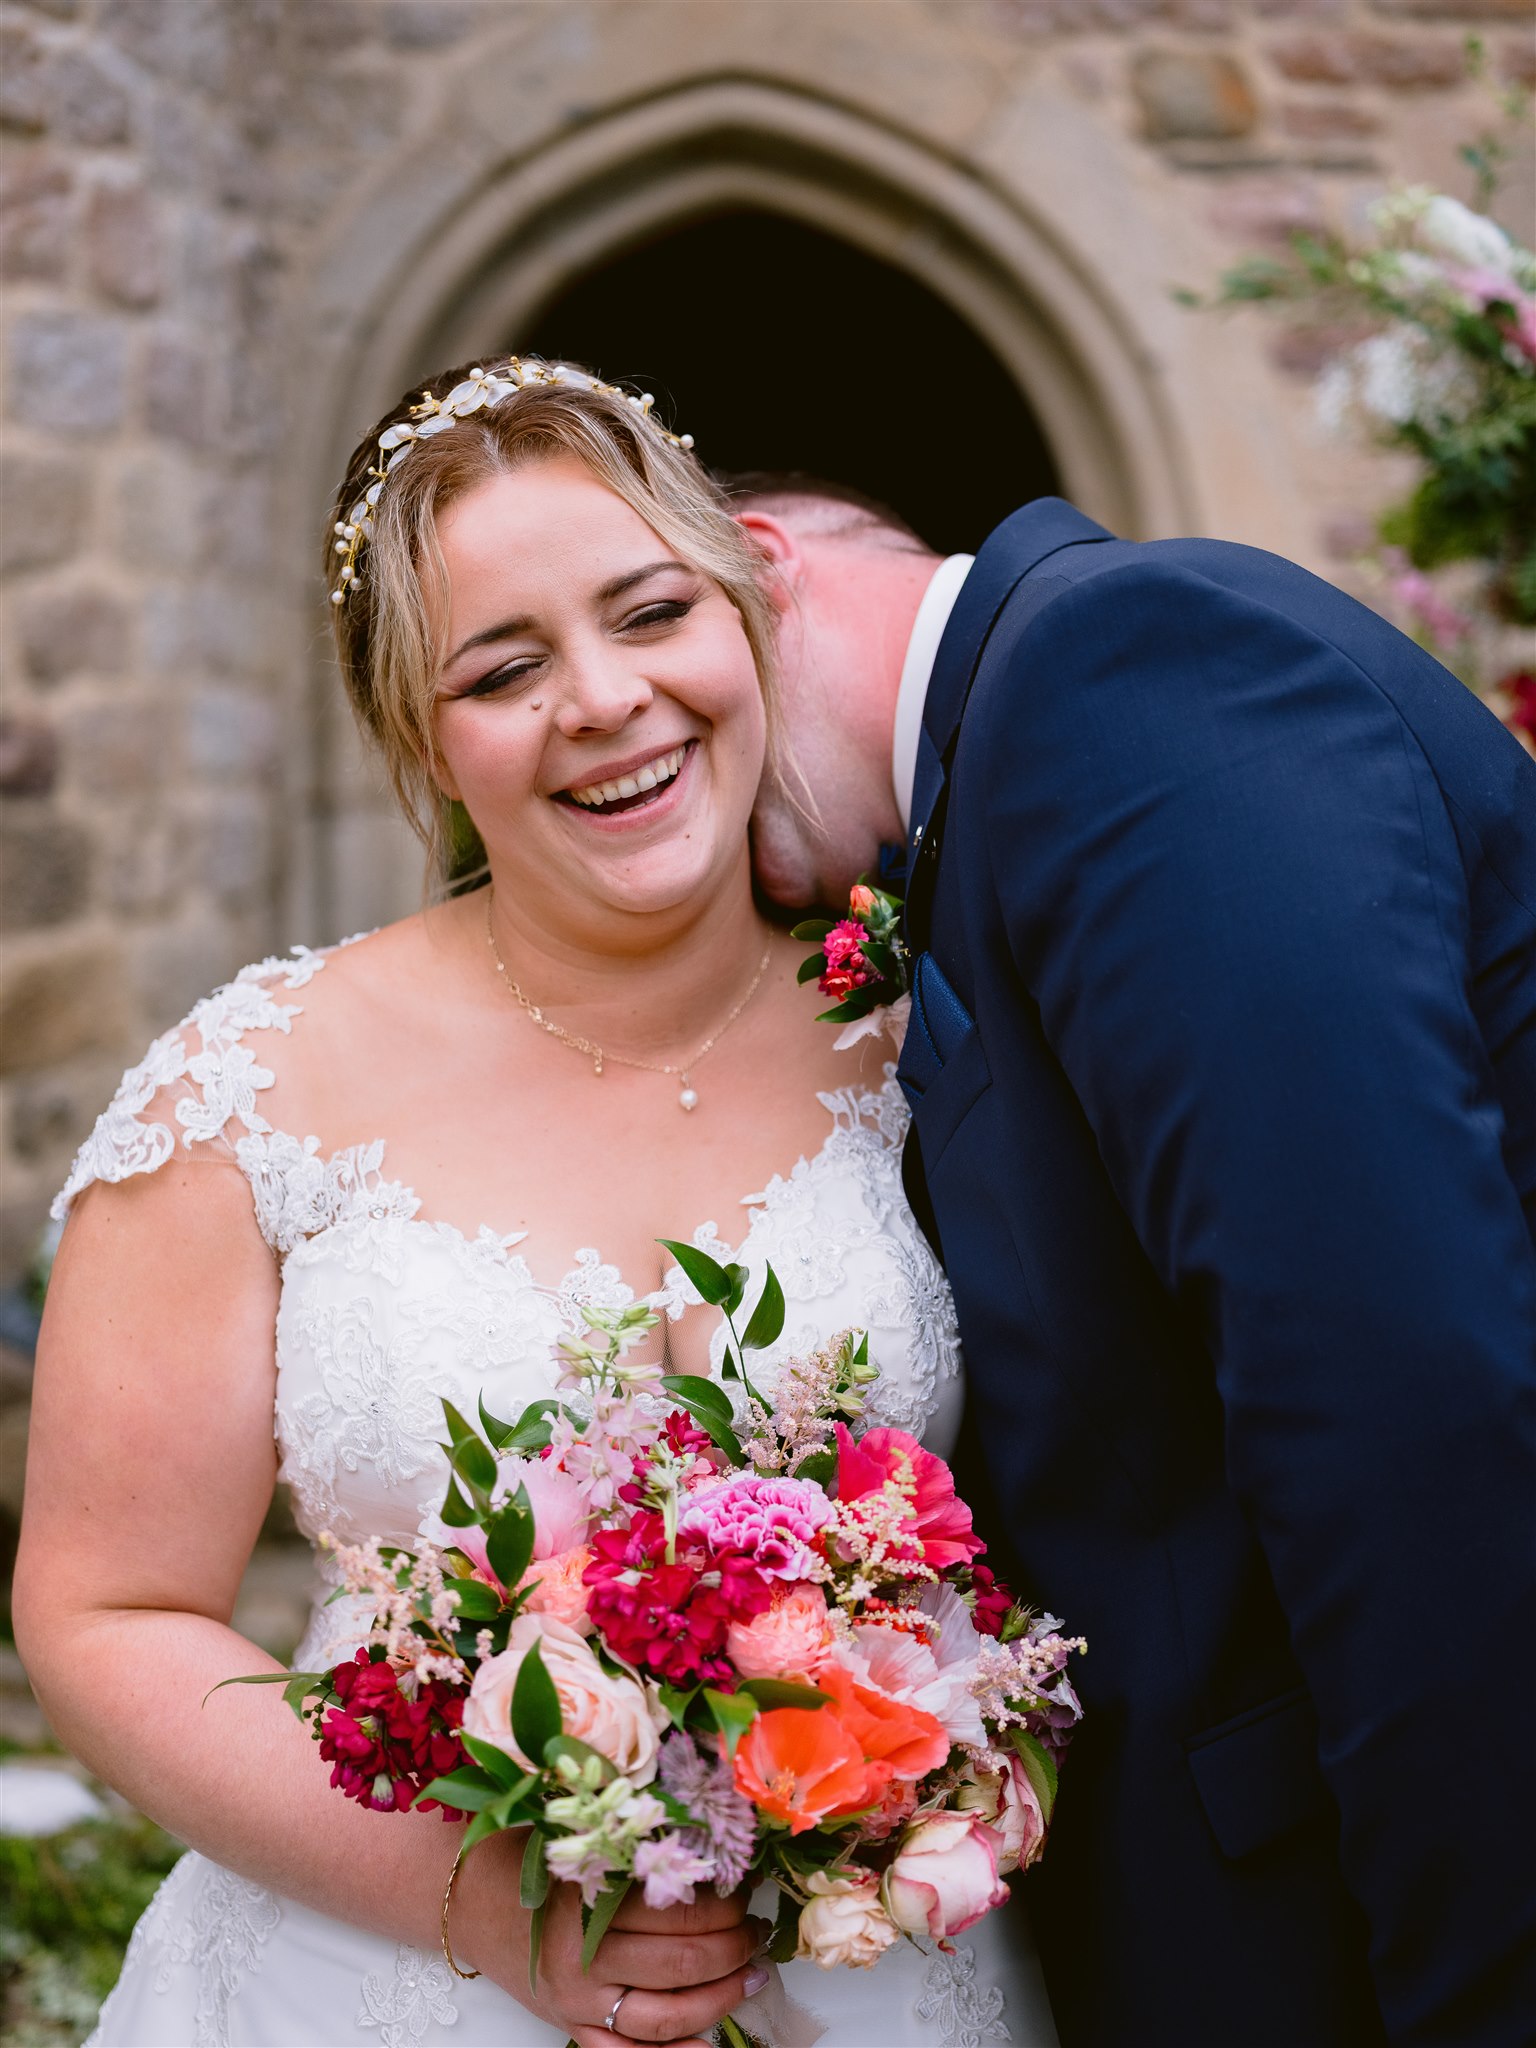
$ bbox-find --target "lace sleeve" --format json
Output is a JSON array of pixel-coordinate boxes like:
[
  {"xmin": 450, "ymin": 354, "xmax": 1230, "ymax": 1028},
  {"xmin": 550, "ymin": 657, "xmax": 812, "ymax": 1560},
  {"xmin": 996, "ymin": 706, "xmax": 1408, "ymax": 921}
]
[{"xmin": 50, "ymin": 949, "xmax": 327, "ymax": 1224}]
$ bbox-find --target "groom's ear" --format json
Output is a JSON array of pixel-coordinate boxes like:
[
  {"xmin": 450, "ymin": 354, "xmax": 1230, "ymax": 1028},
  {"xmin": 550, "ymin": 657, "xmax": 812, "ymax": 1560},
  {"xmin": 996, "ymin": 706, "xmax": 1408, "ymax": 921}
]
[{"xmin": 732, "ymin": 509, "xmax": 804, "ymax": 614}]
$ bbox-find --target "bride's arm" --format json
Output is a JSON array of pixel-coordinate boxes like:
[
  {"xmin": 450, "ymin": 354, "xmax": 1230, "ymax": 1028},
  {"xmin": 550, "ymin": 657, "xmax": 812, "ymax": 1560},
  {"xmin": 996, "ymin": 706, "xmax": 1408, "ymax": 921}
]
[{"xmin": 14, "ymin": 1162, "xmax": 761, "ymax": 2047}]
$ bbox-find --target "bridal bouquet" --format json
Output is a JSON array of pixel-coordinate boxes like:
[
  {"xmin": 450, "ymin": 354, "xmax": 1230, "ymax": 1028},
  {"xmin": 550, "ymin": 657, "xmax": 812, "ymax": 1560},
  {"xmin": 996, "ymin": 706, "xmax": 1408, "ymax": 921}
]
[{"xmin": 225, "ymin": 1250, "xmax": 1082, "ymax": 2039}]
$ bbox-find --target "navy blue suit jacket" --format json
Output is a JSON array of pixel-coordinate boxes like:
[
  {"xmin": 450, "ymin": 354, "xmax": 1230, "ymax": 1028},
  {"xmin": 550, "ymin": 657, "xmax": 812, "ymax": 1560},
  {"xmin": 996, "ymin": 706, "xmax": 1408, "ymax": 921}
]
[{"xmin": 896, "ymin": 500, "xmax": 1536, "ymax": 2047}]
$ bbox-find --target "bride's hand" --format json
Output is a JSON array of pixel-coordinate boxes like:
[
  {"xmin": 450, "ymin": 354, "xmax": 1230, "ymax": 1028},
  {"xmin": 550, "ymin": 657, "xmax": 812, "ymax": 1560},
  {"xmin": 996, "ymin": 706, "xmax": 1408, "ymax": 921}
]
[{"xmin": 456, "ymin": 1832, "xmax": 768, "ymax": 2045}]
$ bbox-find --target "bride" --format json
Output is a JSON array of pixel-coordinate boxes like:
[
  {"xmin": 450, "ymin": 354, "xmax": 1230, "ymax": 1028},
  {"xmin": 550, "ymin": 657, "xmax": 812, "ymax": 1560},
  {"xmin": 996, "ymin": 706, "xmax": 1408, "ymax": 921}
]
[{"xmin": 14, "ymin": 359, "xmax": 1057, "ymax": 2048}]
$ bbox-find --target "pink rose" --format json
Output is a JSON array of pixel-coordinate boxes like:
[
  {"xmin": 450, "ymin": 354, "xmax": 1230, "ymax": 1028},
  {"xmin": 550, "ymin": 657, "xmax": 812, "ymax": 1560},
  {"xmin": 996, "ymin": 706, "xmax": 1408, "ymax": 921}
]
[
  {"xmin": 834, "ymin": 1424, "xmax": 984, "ymax": 1568},
  {"xmin": 517, "ymin": 1544, "xmax": 594, "ymax": 1634},
  {"xmin": 956, "ymin": 1755, "xmax": 1046, "ymax": 1876},
  {"xmin": 726, "ymin": 1583, "xmax": 834, "ymax": 1680},
  {"xmin": 881, "ymin": 1813, "xmax": 1010, "ymax": 1939},
  {"xmin": 795, "ymin": 1869, "xmax": 898, "ymax": 1969},
  {"xmin": 462, "ymin": 1615, "xmax": 658, "ymax": 1781}
]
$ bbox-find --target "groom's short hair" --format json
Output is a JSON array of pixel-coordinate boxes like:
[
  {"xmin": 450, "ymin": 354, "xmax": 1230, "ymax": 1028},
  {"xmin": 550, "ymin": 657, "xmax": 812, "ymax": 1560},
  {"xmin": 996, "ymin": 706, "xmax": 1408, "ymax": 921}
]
[{"xmin": 717, "ymin": 470, "xmax": 934, "ymax": 557}]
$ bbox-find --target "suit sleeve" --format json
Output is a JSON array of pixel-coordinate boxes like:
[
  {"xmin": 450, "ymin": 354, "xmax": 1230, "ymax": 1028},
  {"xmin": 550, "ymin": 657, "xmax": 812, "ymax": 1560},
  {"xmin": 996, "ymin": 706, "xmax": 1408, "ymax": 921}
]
[{"xmin": 978, "ymin": 560, "xmax": 1536, "ymax": 2042}]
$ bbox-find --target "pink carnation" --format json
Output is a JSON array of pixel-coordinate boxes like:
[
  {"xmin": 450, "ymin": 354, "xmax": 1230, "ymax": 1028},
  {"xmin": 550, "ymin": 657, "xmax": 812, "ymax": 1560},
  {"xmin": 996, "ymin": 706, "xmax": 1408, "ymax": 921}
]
[{"xmin": 678, "ymin": 1475, "xmax": 834, "ymax": 1581}]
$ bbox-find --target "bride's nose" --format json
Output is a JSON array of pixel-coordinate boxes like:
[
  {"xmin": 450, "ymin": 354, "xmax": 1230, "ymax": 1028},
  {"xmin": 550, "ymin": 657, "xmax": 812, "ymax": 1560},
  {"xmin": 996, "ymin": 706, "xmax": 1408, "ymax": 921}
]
[{"xmin": 555, "ymin": 645, "xmax": 653, "ymax": 736}]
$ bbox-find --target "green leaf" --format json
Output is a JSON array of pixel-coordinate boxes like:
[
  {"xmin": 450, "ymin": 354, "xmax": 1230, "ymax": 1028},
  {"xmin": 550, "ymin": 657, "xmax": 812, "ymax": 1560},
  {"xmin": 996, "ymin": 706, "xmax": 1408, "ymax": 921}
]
[
  {"xmin": 790, "ymin": 919, "xmax": 834, "ymax": 942},
  {"xmin": 511, "ymin": 1640, "xmax": 562, "ymax": 1763},
  {"xmin": 656, "ymin": 1682, "xmax": 699, "ymax": 1730},
  {"xmin": 527, "ymin": 1895, "xmax": 547, "ymax": 2001},
  {"xmin": 580, "ymin": 1878, "xmax": 632, "ymax": 1972},
  {"xmin": 1009, "ymin": 1728, "xmax": 1059, "ymax": 1827},
  {"xmin": 543, "ymin": 1733, "xmax": 617, "ymax": 1782},
  {"xmin": 768, "ymin": 1881, "xmax": 802, "ymax": 1963},
  {"xmin": 658, "ymin": 1239, "xmax": 732, "ymax": 1305},
  {"xmin": 489, "ymin": 1777, "xmax": 538, "ymax": 1828},
  {"xmin": 478, "ymin": 1392, "xmax": 516, "ymax": 1449},
  {"xmin": 721, "ymin": 1262, "xmax": 750, "ymax": 1318},
  {"xmin": 704, "ymin": 1686, "xmax": 759, "ymax": 1758},
  {"xmin": 461, "ymin": 1731, "xmax": 529, "ymax": 1791},
  {"xmin": 796, "ymin": 955, "xmax": 825, "ymax": 985},
  {"xmin": 202, "ymin": 1669, "xmax": 329, "ymax": 1713},
  {"xmin": 519, "ymin": 1827, "xmax": 550, "ymax": 1912},
  {"xmin": 414, "ymin": 1768, "xmax": 500, "ymax": 1813},
  {"xmin": 460, "ymin": 1808, "xmax": 502, "ymax": 1856},
  {"xmin": 449, "ymin": 1578, "xmax": 502, "ymax": 1623},
  {"xmin": 791, "ymin": 1450, "xmax": 836, "ymax": 1488},
  {"xmin": 740, "ymin": 1267, "xmax": 785, "ymax": 1353},
  {"xmin": 662, "ymin": 1390, "xmax": 745, "ymax": 1464},
  {"xmin": 661, "ymin": 1372, "xmax": 732, "ymax": 1421},
  {"xmin": 739, "ymin": 1677, "xmax": 830, "ymax": 1712},
  {"xmin": 441, "ymin": 1398, "xmax": 479, "ymax": 1448},
  {"xmin": 485, "ymin": 1485, "xmax": 535, "ymax": 1591},
  {"xmin": 447, "ymin": 1430, "xmax": 498, "ymax": 1499},
  {"xmin": 437, "ymin": 1476, "xmax": 479, "ymax": 1528}
]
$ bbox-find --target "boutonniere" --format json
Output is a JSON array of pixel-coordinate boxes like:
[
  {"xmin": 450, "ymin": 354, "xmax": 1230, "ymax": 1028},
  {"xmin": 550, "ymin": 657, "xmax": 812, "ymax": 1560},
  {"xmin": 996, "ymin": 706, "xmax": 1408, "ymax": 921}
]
[{"xmin": 793, "ymin": 880, "xmax": 912, "ymax": 1050}]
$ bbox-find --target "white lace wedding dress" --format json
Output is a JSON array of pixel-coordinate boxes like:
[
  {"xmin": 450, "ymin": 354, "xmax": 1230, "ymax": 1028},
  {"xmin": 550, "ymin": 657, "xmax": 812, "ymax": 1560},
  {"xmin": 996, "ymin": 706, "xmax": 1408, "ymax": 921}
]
[{"xmin": 55, "ymin": 943, "xmax": 1057, "ymax": 2048}]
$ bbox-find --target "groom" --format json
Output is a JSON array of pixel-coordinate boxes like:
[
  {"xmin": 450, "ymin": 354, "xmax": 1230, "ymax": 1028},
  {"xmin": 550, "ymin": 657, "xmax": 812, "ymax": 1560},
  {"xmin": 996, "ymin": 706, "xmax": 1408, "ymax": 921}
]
[{"xmin": 734, "ymin": 478, "xmax": 1536, "ymax": 2047}]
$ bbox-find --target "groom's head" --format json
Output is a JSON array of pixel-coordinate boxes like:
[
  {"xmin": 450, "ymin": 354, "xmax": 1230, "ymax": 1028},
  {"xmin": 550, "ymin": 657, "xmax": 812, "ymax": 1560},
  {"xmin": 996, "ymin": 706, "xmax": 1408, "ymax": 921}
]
[{"xmin": 726, "ymin": 474, "xmax": 939, "ymax": 909}]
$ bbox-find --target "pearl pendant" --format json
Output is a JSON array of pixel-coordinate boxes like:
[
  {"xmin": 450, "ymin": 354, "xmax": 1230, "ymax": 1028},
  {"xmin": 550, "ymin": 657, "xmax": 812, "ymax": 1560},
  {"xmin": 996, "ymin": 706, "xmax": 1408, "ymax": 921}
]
[{"xmin": 678, "ymin": 1082, "xmax": 699, "ymax": 1112}]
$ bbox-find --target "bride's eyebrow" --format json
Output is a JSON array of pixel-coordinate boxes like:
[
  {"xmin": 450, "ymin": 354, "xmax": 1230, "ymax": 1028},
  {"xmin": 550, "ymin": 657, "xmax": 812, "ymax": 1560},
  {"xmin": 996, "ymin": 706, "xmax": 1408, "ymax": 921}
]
[{"xmin": 443, "ymin": 561, "xmax": 691, "ymax": 668}]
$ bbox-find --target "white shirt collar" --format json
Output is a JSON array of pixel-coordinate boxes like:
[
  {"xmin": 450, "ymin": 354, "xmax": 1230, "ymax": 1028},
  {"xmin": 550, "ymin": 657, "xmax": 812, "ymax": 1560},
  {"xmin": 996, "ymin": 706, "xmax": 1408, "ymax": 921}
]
[{"xmin": 891, "ymin": 553, "xmax": 974, "ymax": 832}]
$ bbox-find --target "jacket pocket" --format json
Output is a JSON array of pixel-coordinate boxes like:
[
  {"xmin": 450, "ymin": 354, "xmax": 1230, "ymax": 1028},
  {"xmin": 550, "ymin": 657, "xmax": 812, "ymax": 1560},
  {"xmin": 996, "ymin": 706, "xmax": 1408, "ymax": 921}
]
[
  {"xmin": 898, "ymin": 955, "xmax": 993, "ymax": 1165},
  {"xmin": 1184, "ymin": 1687, "xmax": 1331, "ymax": 1860}
]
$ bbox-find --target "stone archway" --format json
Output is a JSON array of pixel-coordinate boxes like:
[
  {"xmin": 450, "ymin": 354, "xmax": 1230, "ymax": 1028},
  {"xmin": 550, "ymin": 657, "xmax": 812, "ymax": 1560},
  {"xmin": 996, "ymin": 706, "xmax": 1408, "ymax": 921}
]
[{"xmin": 292, "ymin": 76, "xmax": 1195, "ymax": 938}]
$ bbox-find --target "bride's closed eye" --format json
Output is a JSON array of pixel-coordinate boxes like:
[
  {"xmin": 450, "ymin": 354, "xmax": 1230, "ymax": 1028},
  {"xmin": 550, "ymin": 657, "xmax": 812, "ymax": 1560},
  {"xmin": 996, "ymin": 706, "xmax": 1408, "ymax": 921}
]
[{"xmin": 617, "ymin": 596, "xmax": 697, "ymax": 634}]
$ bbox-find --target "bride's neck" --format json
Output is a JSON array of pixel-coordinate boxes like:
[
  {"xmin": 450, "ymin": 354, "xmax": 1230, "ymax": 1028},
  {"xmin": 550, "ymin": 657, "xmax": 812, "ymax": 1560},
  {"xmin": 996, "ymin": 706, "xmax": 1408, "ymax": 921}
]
[{"xmin": 472, "ymin": 860, "xmax": 773, "ymax": 1058}]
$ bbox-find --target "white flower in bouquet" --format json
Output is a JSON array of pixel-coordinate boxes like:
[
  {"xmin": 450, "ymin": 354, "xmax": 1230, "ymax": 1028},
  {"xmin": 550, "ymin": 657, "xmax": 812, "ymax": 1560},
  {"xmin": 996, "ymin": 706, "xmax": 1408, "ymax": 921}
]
[
  {"xmin": 1419, "ymin": 194, "xmax": 1518, "ymax": 278},
  {"xmin": 795, "ymin": 1870, "xmax": 898, "ymax": 1969}
]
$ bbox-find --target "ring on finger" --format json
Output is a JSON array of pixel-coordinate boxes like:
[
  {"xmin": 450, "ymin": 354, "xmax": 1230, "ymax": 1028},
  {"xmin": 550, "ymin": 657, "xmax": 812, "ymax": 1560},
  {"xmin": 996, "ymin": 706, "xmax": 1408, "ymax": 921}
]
[{"xmin": 603, "ymin": 1986, "xmax": 633, "ymax": 2035}]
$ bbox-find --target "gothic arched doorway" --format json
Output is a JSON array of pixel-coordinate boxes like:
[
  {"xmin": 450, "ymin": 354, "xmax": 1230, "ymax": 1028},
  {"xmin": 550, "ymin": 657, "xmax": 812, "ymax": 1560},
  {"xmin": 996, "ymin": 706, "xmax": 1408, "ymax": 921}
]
[{"xmin": 517, "ymin": 209, "xmax": 1060, "ymax": 555}]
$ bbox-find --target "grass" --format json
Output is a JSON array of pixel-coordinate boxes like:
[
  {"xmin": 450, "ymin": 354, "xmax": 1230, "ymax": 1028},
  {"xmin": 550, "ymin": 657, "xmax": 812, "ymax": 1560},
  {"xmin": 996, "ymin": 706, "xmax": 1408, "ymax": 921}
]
[{"xmin": 0, "ymin": 1772, "xmax": 183, "ymax": 2048}]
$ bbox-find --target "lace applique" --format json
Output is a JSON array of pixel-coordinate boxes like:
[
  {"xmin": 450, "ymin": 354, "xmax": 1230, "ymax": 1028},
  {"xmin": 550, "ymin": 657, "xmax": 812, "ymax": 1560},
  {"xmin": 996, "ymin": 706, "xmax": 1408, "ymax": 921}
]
[
  {"xmin": 283, "ymin": 1296, "xmax": 450, "ymax": 1540},
  {"xmin": 238, "ymin": 1132, "xmax": 420, "ymax": 1258},
  {"xmin": 356, "ymin": 1944, "xmax": 457, "ymax": 2046},
  {"xmin": 151, "ymin": 1855, "xmax": 283, "ymax": 2047},
  {"xmin": 915, "ymin": 1942, "xmax": 1012, "ymax": 2047},
  {"xmin": 51, "ymin": 1030, "xmax": 190, "ymax": 1220},
  {"xmin": 558, "ymin": 1247, "xmax": 635, "ymax": 1318}
]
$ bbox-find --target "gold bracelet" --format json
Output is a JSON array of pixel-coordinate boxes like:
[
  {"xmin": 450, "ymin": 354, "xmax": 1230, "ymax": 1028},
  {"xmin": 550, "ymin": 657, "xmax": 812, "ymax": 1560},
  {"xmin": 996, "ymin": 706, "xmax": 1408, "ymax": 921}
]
[{"xmin": 440, "ymin": 1842, "xmax": 482, "ymax": 1981}]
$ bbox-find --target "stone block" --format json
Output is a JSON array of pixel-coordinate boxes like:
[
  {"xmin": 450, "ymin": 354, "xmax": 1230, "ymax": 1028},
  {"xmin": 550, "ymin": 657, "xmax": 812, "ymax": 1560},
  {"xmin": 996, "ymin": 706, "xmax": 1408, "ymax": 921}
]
[
  {"xmin": 86, "ymin": 180, "xmax": 162, "ymax": 309},
  {"xmin": 0, "ymin": 27, "xmax": 46, "ymax": 135},
  {"xmin": 1133, "ymin": 50, "xmax": 1258, "ymax": 140},
  {"xmin": 17, "ymin": 585, "xmax": 130, "ymax": 684},
  {"xmin": 1370, "ymin": 0, "xmax": 1531, "ymax": 16},
  {"xmin": 1278, "ymin": 99, "xmax": 1383, "ymax": 140},
  {"xmin": 382, "ymin": 1, "xmax": 479, "ymax": 49},
  {"xmin": 143, "ymin": 330, "xmax": 211, "ymax": 448},
  {"xmin": 7, "ymin": 311, "xmax": 130, "ymax": 436},
  {"xmin": 41, "ymin": 47, "xmax": 133, "ymax": 146},
  {"xmin": 0, "ymin": 718, "xmax": 59, "ymax": 798},
  {"xmin": 0, "ymin": 940, "xmax": 129, "ymax": 1076},
  {"xmin": 114, "ymin": 448, "xmax": 203, "ymax": 570},
  {"xmin": 1267, "ymin": 33, "xmax": 1467, "ymax": 88},
  {"xmin": 98, "ymin": 810, "xmax": 179, "ymax": 915},
  {"xmin": 0, "ymin": 452, "xmax": 88, "ymax": 574},
  {"xmin": 98, "ymin": 0, "xmax": 231, "ymax": 96},
  {"xmin": 196, "ymin": 795, "xmax": 273, "ymax": 904},
  {"xmin": 0, "ymin": 808, "xmax": 90, "ymax": 932},
  {"xmin": 183, "ymin": 685, "xmax": 277, "ymax": 780},
  {"xmin": 7, "ymin": 1053, "xmax": 120, "ymax": 1162},
  {"xmin": 1209, "ymin": 176, "xmax": 1328, "ymax": 246},
  {"xmin": 61, "ymin": 696, "xmax": 171, "ymax": 798},
  {"xmin": 0, "ymin": 149, "xmax": 73, "ymax": 283},
  {"xmin": 1498, "ymin": 35, "xmax": 1536, "ymax": 86}
]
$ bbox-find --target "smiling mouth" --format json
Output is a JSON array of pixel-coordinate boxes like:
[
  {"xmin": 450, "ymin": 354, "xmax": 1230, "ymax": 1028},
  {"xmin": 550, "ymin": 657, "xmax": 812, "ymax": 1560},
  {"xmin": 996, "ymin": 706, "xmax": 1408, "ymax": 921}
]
[{"xmin": 559, "ymin": 742, "xmax": 692, "ymax": 817}]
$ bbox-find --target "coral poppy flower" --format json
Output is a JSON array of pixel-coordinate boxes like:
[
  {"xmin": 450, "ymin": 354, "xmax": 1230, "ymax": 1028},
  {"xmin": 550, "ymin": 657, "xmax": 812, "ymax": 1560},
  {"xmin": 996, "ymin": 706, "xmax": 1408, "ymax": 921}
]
[
  {"xmin": 834, "ymin": 1424, "xmax": 985, "ymax": 1568},
  {"xmin": 817, "ymin": 1662, "xmax": 950, "ymax": 1778},
  {"xmin": 733, "ymin": 1707, "xmax": 881, "ymax": 1835}
]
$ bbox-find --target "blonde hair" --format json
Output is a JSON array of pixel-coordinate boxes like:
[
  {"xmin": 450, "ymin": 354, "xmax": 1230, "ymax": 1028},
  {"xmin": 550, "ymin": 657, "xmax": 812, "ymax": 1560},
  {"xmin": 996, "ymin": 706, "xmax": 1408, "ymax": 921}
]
[{"xmin": 326, "ymin": 360, "xmax": 779, "ymax": 883}]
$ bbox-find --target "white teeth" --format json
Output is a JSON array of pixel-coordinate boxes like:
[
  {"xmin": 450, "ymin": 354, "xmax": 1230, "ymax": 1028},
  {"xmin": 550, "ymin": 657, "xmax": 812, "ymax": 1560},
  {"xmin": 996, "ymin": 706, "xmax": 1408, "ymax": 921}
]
[{"xmin": 568, "ymin": 745, "xmax": 687, "ymax": 809}]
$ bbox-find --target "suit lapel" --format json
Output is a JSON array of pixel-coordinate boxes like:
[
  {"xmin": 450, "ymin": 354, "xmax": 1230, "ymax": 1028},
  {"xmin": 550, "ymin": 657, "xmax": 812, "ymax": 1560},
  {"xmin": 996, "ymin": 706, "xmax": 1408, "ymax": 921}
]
[{"xmin": 905, "ymin": 498, "xmax": 1112, "ymax": 948}]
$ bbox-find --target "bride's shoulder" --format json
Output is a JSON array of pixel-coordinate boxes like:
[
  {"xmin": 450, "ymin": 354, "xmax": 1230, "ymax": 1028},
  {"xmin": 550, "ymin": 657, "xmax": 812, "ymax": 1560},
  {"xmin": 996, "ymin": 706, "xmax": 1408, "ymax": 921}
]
[{"xmin": 50, "ymin": 915, "xmax": 433, "ymax": 1226}]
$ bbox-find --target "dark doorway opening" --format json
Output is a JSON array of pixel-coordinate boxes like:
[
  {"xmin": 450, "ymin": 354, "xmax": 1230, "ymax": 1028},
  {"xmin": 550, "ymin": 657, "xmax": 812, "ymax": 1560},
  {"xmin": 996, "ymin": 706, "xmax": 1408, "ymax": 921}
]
[{"xmin": 517, "ymin": 208, "xmax": 1059, "ymax": 556}]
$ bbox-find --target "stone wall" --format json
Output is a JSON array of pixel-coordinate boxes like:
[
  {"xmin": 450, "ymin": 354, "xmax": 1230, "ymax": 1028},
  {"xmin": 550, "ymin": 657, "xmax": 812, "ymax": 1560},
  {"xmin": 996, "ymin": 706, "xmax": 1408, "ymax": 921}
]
[{"xmin": 0, "ymin": 0, "xmax": 1532, "ymax": 1310}]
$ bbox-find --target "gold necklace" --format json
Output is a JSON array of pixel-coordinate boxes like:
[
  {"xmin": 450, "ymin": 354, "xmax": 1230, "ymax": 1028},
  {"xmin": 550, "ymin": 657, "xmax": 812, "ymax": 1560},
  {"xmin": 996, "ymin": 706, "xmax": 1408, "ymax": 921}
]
[{"xmin": 484, "ymin": 895, "xmax": 774, "ymax": 1112}]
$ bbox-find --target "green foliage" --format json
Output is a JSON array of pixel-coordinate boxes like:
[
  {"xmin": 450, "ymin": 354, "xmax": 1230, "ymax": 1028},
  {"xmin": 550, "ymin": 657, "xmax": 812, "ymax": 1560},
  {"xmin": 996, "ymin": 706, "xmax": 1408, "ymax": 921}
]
[{"xmin": 1, "ymin": 1811, "xmax": 183, "ymax": 2047}]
